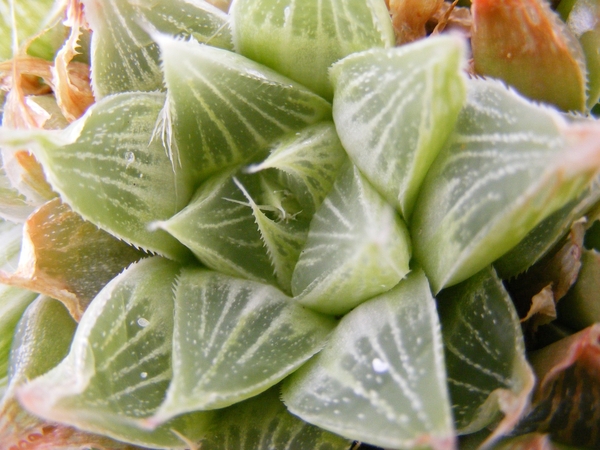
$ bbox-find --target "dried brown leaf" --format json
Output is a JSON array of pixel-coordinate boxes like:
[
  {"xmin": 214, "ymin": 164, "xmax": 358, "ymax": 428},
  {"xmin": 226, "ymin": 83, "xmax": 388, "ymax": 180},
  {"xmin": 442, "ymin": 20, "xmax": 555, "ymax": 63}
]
[
  {"xmin": 0, "ymin": 198, "xmax": 145, "ymax": 320},
  {"xmin": 514, "ymin": 324, "xmax": 600, "ymax": 447},
  {"xmin": 388, "ymin": 0, "xmax": 444, "ymax": 44}
]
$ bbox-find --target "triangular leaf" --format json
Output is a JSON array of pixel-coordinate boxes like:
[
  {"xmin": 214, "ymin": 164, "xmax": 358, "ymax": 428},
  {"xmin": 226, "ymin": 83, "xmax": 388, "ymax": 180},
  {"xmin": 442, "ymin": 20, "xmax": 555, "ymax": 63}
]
[
  {"xmin": 200, "ymin": 386, "xmax": 352, "ymax": 450},
  {"xmin": 2, "ymin": 92, "xmax": 195, "ymax": 260},
  {"xmin": 17, "ymin": 257, "xmax": 213, "ymax": 448},
  {"xmin": 283, "ymin": 269, "xmax": 455, "ymax": 450},
  {"xmin": 331, "ymin": 35, "xmax": 466, "ymax": 219},
  {"xmin": 230, "ymin": 0, "xmax": 395, "ymax": 100},
  {"xmin": 292, "ymin": 162, "xmax": 411, "ymax": 315},
  {"xmin": 246, "ymin": 122, "xmax": 347, "ymax": 217},
  {"xmin": 158, "ymin": 169, "xmax": 278, "ymax": 285},
  {"xmin": 411, "ymin": 77, "xmax": 600, "ymax": 293},
  {"xmin": 156, "ymin": 34, "xmax": 332, "ymax": 183},
  {"xmin": 83, "ymin": 0, "xmax": 232, "ymax": 97},
  {"xmin": 149, "ymin": 269, "xmax": 337, "ymax": 424},
  {"xmin": 437, "ymin": 266, "xmax": 534, "ymax": 444}
]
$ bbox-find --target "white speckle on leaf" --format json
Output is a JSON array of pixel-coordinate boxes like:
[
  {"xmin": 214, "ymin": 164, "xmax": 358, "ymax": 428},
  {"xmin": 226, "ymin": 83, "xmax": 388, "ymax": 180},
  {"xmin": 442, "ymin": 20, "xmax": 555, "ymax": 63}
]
[
  {"xmin": 137, "ymin": 317, "xmax": 150, "ymax": 327},
  {"xmin": 372, "ymin": 357, "xmax": 389, "ymax": 373},
  {"xmin": 140, "ymin": 372, "xmax": 148, "ymax": 379}
]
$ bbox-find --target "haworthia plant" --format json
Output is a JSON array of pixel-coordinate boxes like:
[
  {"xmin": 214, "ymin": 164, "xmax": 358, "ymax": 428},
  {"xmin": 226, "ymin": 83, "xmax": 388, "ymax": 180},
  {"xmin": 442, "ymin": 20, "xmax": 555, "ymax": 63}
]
[
  {"xmin": 291, "ymin": 162, "xmax": 411, "ymax": 315},
  {"xmin": 411, "ymin": 77, "xmax": 600, "ymax": 293},
  {"xmin": 230, "ymin": 0, "xmax": 395, "ymax": 100},
  {"xmin": 83, "ymin": 0, "xmax": 233, "ymax": 98},
  {"xmin": 149, "ymin": 269, "xmax": 336, "ymax": 423},
  {"xmin": 200, "ymin": 385, "xmax": 352, "ymax": 449},
  {"xmin": 437, "ymin": 267, "xmax": 534, "ymax": 440},
  {"xmin": 331, "ymin": 35, "xmax": 466, "ymax": 219},
  {"xmin": 17, "ymin": 258, "xmax": 213, "ymax": 448},
  {"xmin": 283, "ymin": 269, "xmax": 455, "ymax": 449},
  {"xmin": 156, "ymin": 33, "xmax": 332, "ymax": 185},
  {"xmin": 2, "ymin": 92, "xmax": 194, "ymax": 261}
]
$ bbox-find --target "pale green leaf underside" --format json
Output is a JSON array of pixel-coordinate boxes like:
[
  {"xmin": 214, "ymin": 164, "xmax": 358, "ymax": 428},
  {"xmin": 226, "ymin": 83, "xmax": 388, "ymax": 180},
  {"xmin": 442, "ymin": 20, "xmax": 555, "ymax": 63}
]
[
  {"xmin": 495, "ymin": 180, "xmax": 600, "ymax": 278},
  {"xmin": 292, "ymin": 163, "xmax": 411, "ymax": 315},
  {"xmin": 246, "ymin": 122, "xmax": 348, "ymax": 217},
  {"xmin": 331, "ymin": 35, "xmax": 467, "ymax": 219},
  {"xmin": 17, "ymin": 258, "xmax": 212, "ymax": 448},
  {"xmin": 231, "ymin": 0, "xmax": 395, "ymax": 100},
  {"xmin": 411, "ymin": 78, "xmax": 595, "ymax": 293},
  {"xmin": 159, "ymin": 170, "xmax": 278, "ymax": 286},
  {"xmin": 84, "ymin": 0, "xmax": 232, "ymax": 98},
  {"xmin": 0, "ymin": 219, "xmax": 21, "ymax": 274},
  {"xmin": 157, "ymin": 34, "xmax": 332, "ymax": 183},
  {"xmin": 151, "ymin": 269, "xmax": 337, "ymax": 423},
  {"xmin": 0, "ymin": 0, "xmax": 61, "ymax": 61},
  {"xmin": 201, "ymin": 385, "xmax": 352, "ymax": 450},
  {"xmin": 283, "ymin": 269, "xmax": 455, "ymax": 449},
  {"xmin": 31, "ymin": 92, "xmax": 193, "ymax": 261},
  {"xmin": 437, "ymin": 266, "xmax": 534, "ymax": 436},
  {"xmin": 0, "ymin": 159, "xmax": 37, "ymax": 222},
  {"xmin": 0, "ymin": 296, "xmax": 76, "ymax": 446},
  {"xmin": 0, "ymin": 285, "xmax": 38, "ymax": 387}
]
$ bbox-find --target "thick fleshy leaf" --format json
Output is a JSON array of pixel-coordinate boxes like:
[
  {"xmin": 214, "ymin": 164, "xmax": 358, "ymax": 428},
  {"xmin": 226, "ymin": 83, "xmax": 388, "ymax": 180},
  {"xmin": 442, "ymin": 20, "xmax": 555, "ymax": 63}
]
[
  {"xmin": 514, "ymin": 324, "xmax": 600, "ymax": 448},
  {"xmin": 230, "ymin": 0, "xmax": 394, "ymax": 100},
  {"xmin": 0, "ymin": 218, "xmax": 21, "ymax": 274},
  {"xmin": 411, "ymin": 77, "xmax": 600, "ymax": 293},
  {"xmin": 0, "ymin": 0, "xmax": 63, "ymax": 61},
  {"xmin": 0, "ymin": 286, "xmax": 38, "ymax": 388},
  {"xmin": 83, "ymin": 0, "xmax": 232, "ymax": 97},
  {"xmin": 246, "ymin": 122, "xmax": 348, "ymax": 218},
  {"xmin": 282, "ymin": 269, "xmax": 455, "ymax": 450},
  {"xmin": 156, "ymin": 34, "xmax": 332, "ymax": 184},
  {"xmin": 0, "ymin": 199, "xmax": 145, "ymax": 320},
  {"xmin": 148, "ymin": 269, "xmax": 337, "ymax": 424},
  {"xmin": 17, "ymin": 257, "xmax": 213, "ymax": 448},
  {"xmin": 495, "ymin": 180, "xmax": 600, "ymax": 278},
  {"xmin": 291, "ymin": 162, "xmax": 411, "ymax": 315},
  {"xmin": 1, "ymin": 92, "xmax": 195, "ymax": 260},
  {"xmin": 330, "ymin": 35, "xmax": 466, "ymax": 219},
  {"xmin": 200, "ymin": 386, "xmax": 352, "ymax": 450},
  {"xmin": 234, "ymin": 177, "xmax": 309, "ymax": 293},
  {"xmin": 0, "ymin": 152, "xmax": 40, "ymax": 222},
  {"xmin": 471, "ymin": 0, "xmax": 587, "ymax": 112},
  {"xmin": 437, "ymin": 267, "xmax": 534, "ymax": 444},
  {"xmin": 158, "ymin": 169, "xmax": 278, "ymax": 286},
  {"xmin": 558, "ymin": 0, "xmax": 600, "ymax": 109},
  {"xmin": 557, "ymin": 249, "xmax": 600, "ymax": 330},
  {"xmin": 0, "ymin": 296, "xmax": 137, "ymax": 449}
]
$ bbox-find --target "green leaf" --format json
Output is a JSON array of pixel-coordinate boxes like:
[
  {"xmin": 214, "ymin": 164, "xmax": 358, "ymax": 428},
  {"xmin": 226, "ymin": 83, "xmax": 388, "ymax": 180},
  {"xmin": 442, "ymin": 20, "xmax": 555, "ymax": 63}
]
[
  {"xmin": 200, "ymin": 385, "xmax": 353, "ymax": 450},
  {"xmin": 291, "ymin": 162, "xmax": 411, "ymax": 315},
  {"xmin": 158, "ymin": 169, "xmax": 279, "ymax": 286},
  {"xmin": 0, "ymin": 218, "xmax": 21, "ymax": 274},
  {"xmin": 156, "ymin": 34, "xmax": 332, "ymax": 183},
  {"xmin": 494, "ymin": 182, "xmax": 600, "ymax": 278},
  {"xmin": 282, "ymin": 269, "xmax": 455, "ymax": 450},
  {"xmin": 83, "ymin": 0, "xmax": 232, "ymax": 97},
  {"xmin": 148, "ymin": 269, "xmax": 337, "ymax": 424},
  {"xmin": 0, "ymin": 285, "xmax": 38, "ymax": 389},
  {"xmin": 330, "ymin": 35, "xmax": 467, "ymax": 219},
  {"xmin": 0, "ymin": 0, "xmax": 63, "ymax": 61},
  {"xmin": 0, "ymin": 153, "xmax": 38, "ymax": 222},
  {"xmin": 230, "ymin": 0, "xmax": 394, "ymax": 100},
  {"xmin": 17, "ymin": 257, "xmax": 213, "ymax": 448},
  {"xmin": 559, "ymin": 0, "xmax": 600, "ymax": 109},
  {"xmin": 8, "ymin": 92, "xmax": 194, "ymax": 261},
  {"xmin": 246, "ymin": 122, "xmax": 348, "ymax": 218},
  {"xmin": 411, "ymin": 77, "xmax": 600, "ymax": 293},
  {"xmin": 437, "ymin": 267, "xmax": 534, "ymax": 442}
]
